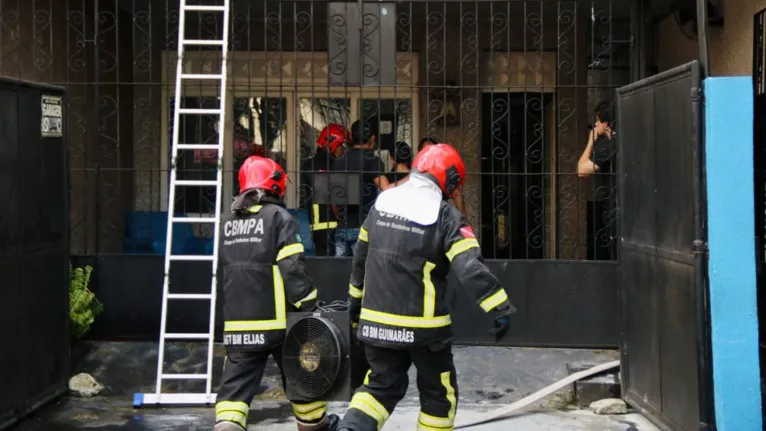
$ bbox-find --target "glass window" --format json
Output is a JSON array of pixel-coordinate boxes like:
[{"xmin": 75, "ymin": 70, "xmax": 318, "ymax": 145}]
[{"xmin": 231, "ymin": 97, "xmax": 288, "ymax": 198}]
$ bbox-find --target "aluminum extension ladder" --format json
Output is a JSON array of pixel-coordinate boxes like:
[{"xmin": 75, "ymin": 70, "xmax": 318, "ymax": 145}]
[{"xmin": 133, "ymin": 0, "xmax": 231, "ymax": 408}]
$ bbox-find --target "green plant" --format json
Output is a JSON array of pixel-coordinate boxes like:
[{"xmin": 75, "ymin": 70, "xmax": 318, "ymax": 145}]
[{"xmin": 69, "ymin": 263, "xmax": 103, "ymax": 340}]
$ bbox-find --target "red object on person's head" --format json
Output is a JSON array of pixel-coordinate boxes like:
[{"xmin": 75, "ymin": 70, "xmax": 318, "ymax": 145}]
[
  {"xmin": 316, "ymin": 123, "xmax": 351, "ymax": 153},
  {"xmin": 411, "ymin": 143, "xmax": 466, "ymax": 196},
  {"xmin": 238, "ymin": 155, "xmax": 288, "ymax": 197}
]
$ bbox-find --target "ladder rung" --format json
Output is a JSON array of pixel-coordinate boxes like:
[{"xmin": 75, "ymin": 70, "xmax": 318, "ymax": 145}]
[
  {"xmin": 178, "ymin": 108, "xmax": 222, "ymax": 115},
  {"xmin": 133, "ymin": 393, "xmax": 217, "ymax": 407},
  {"xmin": 183, "ymin": 39, "xmax": 225, "ymax": 46},
  {"xmin": 176, "ymin": 144, "xmax": 220, "ymax": 150},
  {"xmin": 174, "ymin": 180, "xmax": 218, "ymax": 187},
  {"xmin": 161, "ymin": 374, "xmax": 209, "ymax": 380},
  {"xmin": 169, "ymin": 255, "xmax": 215, "ymax": 261},
  {"xmin": 167, "ymin": 293, "xmax": 213, "ymax": 300},
  {"xmin": 184, "ymin": 5, "xmax": 226, "ymax": 12},
  {"xmin": 172, "ymin": 216, "xmax": 216, "ymax": 223},
  {"xmin": 180, "ymin": 73, "xmax": 224, "ymax": 80},
  {"xmin": 163, "ymin": 333, "xmax": 210, "ymax": 339}
]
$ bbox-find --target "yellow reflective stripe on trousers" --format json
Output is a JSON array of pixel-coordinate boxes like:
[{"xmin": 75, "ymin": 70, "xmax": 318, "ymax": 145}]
[
  {"xmin": 294, "ymin": 288, "xmax": 318, "ymax": 309},
  {"xmin": 416, "ymin": 371, "xmax": 457, "ymax": 430},
  {"xmin": 442, "ymin": 371, "xmax": 457, "ymax": 419},
  {"xmin": 291, "ymin": 401, "xmax": 327, "ymax": 422},
  {"xmin": 445, "ymin": 238, "xmax": 480, "ymax": 262},
  {"xmin": 479, "ymin": 289, "xmax": 509, "ymax": 312},
  {"xmin": 417, "ymin": 413, "xmax": 454, "ymax": 430},
  {"xmin": 417, "ymin": 412, "xmax": 454, "ymax": 429},
  {"xmin": 349, "ymin": 283, "xmax": 363, "ymax": 299},
  {"xmin": 359, "ymin": 227, "xmax": 369, "ymax": 242},
  {"xmin": 310, "ymin": 221, "xmax": 338, "ymax": 231},
  {"xmin": 311, "ymin": 204, "xmax": 338, "ymax": 231},
  {"xmin": 422, "ymin": 261, "xmax": 437, "ymax": 318},
  {"xmin": 277, "ymin": 243, "xmax": 304, "ymax": 261},
  {"xmin": 223, "ymin": 266, "xmax": 287, "ymax": 331},
  {"xmin": 360, "ymin": 308, "xmax": 450, "ymax": 328},
  {"xmin": 348, "ymin": 392, "xmax": 390, "ymax": 430},
  {"xmin": 215, "ymin": 401, "xmax": 249, "ymax": 428}
]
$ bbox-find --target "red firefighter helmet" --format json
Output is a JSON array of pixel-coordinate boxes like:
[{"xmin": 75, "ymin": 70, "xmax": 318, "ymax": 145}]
[
  {"xmin": 412, "ymin": 143, "xmax": 465, "ymax": 196},
  {"xmin": 237, "ymin": 155, "xmax": 287, "ymax": 197},
  {"xmin": 317, "ymin": 123, "xmax": 351, "ymax": 153}
]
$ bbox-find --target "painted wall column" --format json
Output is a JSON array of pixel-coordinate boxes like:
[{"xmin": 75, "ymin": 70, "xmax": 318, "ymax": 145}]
[{"xmin": 705, "ymin": 76, "xmax": 762, "ymax": 431}]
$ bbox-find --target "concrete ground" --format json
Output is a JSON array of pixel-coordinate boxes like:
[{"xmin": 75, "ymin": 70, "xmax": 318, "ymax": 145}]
[{"xmin": 11, "ymin": 342, "xmax": 658, "ymax": 431}]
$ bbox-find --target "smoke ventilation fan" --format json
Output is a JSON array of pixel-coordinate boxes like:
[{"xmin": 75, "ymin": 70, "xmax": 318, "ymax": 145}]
[{"xmin": 283, "ymin": 303, "xmax": 368, "ymax": 402}]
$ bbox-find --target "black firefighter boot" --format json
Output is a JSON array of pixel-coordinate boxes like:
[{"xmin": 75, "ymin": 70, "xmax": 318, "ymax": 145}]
[{"xmin": 297, "ymin": 413, "xmax": 340, "ymax": 431}]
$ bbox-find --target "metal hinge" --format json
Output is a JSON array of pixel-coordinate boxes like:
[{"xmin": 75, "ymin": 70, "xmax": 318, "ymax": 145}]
[
  {"xmin": 692, "ymin": 240, "xmax": 709, "ymax": 256},
  {"xmin": 691, "ymin": 87, "xmax": 704, "ymax": 104}
]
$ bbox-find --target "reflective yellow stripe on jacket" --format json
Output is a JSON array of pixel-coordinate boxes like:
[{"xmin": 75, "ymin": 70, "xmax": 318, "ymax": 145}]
[
  {"xmin": 311, "ymin": 204, "xmax": 338, "ymax": 231},
  {"xmin": 224, "ymin": 265, "xmax": 287, "ymax": 332},
  {"xmin": 479, "ymin": 289, "xmax": 508, "ymax": 312},
  {"xmin": 349, "ymin": 283, "xmax": 363, "ymax": 299},
  {"xmin": 360, "ymin": 308, "xmax": 451, "ymax": 329},
  {"xmin": 422, "ymin": 262, "xmax": 437, "ymax": 318},
  {"xmin": 445, "ymin": 238, "xmax": 480, "ymax": 262}
]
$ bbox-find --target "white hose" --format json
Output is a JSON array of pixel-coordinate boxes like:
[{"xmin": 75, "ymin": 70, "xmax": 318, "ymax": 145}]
[{"xmin": 454, "ymin": 360, "xmax": 621, "ymax": 429}]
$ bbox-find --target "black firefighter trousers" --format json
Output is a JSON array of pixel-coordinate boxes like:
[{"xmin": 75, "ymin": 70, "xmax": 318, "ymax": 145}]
[
  {"xmin": 339, "ymin": 343, "xmax": 458, "ymax": 431},
  {"xmin": 215, "ymin": 347, "xmax": 331, "ymax": 429}
]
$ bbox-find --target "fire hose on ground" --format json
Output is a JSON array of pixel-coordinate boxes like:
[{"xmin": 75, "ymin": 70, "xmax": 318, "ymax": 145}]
[{"xmin": 454, "ymin": 360, "xmax": 622, "ymax": 429}]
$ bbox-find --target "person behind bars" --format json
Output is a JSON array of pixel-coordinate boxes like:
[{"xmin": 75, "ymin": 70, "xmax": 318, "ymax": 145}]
[
  {"xmin": 300, "ymin": 123, "xmax": 351, "ymax": 256},
  {"xmin": 337, "ymin": 143, "xmax": 516, "ymax": 431},
  {"xmin": 214, "ymin": 155, "xmax": 340, "ymax": 431}
]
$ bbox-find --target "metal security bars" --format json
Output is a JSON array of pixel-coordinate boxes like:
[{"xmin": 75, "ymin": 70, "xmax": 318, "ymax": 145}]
[{"xmin": 0, "ymin": 0, "xmax": 632, "ymax": 261}]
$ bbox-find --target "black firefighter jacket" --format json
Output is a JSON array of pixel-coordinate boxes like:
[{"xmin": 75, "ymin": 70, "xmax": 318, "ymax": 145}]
[
  {"xmin": 219, "ymin": 204, "xmax": 318, "ymax": 352},
  {"xmin": 348, "ymin": 201, "xmax": 512, "ymax": 349},
  {"xmin": 301, "ymin": 150, "xmax": 338, "ymax": 232}
]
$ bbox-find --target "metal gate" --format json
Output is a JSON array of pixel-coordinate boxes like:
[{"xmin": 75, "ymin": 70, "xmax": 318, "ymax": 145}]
[
  {"xmin": 752, "ymin": 7, "xmax": 766, "ymax": 411},
  {"xmin": 0, "ymin": 77, "xmax": 70, "ymax": 430},
  {"xmin": 0, "ymin": 0, "xmax": 636, "ymax": 346},
  {"xmin": 617, "ymin": 61, "xmax": 713, "ymax": 431}
]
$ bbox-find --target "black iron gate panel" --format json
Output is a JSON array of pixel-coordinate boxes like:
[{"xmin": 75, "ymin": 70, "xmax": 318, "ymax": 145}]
[
  {"xmin": 617, "ymin": 61, "xmax": 713, "ymax": 431},
  {"xmin": 0, "ymin": 77, "xmax": 69, "ymax": 430},
  {"xmin": 752, "ymin": 7, "xmax": 766, "ymax": 412}
]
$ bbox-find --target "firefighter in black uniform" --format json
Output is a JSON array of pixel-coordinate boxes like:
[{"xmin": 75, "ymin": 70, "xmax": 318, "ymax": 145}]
[
  {"xmin": 300, "ymin": 123, "xmax": 351, "ymax": 256},
  {"xmin": 215, "ymin": 155, "xmax": 340, "ymax": 431},
  {"xmin": 337, "ymin": 143, "xmax": 516, "ymax": 431}
]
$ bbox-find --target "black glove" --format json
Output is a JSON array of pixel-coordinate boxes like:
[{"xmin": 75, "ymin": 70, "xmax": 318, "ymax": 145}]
[
  {"xmin": 300, "ymin": 298, "xmax": 318, "ymax": 312},
  {"xmin": 348, "ymin": 300, "xmax": 361, "ymax": 327},
  {"xmin": 489, "ymin": 302, "xmax": 516, "ymax": 343}
]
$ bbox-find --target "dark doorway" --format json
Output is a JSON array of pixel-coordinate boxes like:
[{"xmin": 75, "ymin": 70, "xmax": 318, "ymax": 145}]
[{"xmin": 480, "ymin": 93, "xmax": 552, "ymax": 260}]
